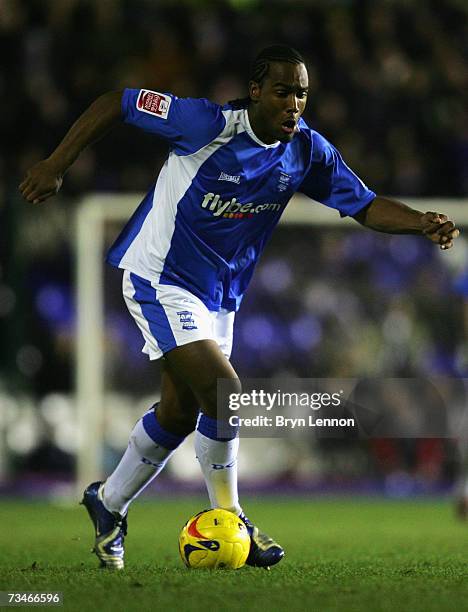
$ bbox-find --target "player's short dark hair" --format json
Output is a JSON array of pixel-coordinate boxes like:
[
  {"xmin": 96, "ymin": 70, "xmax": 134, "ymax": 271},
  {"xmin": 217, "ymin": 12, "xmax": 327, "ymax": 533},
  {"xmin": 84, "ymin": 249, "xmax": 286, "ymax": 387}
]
[
  {"xmin": 249, "ymin": 45, "xmax": 305, "ymax": 85},
  {"xmin": 229, "ymin": 44, "xmax": 305, "ymax": 109}
]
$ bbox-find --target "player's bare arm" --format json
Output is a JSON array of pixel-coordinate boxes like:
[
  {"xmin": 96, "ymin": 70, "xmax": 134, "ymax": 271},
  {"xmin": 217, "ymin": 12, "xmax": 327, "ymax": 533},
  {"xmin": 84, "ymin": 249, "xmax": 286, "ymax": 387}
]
[
  {"xmin": 19, "ymin": 90, "xmax": 123, "ymax": 204},
  {"xmin": 353, "ymin": 196, "xmax": 460, "ymax": 250}
]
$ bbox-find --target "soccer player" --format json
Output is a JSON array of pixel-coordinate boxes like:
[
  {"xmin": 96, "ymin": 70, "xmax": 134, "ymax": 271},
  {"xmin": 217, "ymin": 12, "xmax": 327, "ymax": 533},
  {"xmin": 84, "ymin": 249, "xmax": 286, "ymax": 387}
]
[{"xmin": 19, "ymin": 45, "xmax": 459, "ymax": 570}]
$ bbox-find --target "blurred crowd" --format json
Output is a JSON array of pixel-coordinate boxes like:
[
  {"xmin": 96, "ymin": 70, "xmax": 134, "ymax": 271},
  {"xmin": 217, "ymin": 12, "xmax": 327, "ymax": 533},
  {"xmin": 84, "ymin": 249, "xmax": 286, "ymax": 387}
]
[
  {"xmin": 1, "ymin": 0, "xmax": 468, "ymax": 487},
  {"xmin": 2, "ymin": 0, "xmax": 467, "ymax": 199}
]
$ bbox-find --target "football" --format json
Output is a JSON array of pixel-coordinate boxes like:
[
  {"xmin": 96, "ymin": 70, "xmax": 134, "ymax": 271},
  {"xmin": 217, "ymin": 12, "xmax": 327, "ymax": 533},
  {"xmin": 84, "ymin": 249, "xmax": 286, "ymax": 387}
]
[{"xmin": 179, "ymin": 508, "xmax": 251, "ymax": 569}]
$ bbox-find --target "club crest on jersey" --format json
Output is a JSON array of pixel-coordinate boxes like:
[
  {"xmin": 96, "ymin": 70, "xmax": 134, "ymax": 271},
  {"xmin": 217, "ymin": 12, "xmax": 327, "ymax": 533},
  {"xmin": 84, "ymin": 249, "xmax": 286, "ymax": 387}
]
[
  {"xmin": 201, "ymin": 193, "xmax": 281, "ymax": 219},
  {"xmin": 176, "ymin": 310, "xmax": 197, "ymax": 330},
  {"xmin": 136, "ymin": 89, "xmax": 171, "ymax": 119}
]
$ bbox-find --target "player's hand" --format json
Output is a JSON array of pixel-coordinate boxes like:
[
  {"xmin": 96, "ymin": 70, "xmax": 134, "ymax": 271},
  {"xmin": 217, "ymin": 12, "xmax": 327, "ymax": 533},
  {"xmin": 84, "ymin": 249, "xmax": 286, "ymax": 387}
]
[
  {"xmin": 19, "ymin": 159, "xmax": 63, "ymax": 204},
  {"xmin": 421, "ymin": 212, "xmax": 460, "ymax": 250}
]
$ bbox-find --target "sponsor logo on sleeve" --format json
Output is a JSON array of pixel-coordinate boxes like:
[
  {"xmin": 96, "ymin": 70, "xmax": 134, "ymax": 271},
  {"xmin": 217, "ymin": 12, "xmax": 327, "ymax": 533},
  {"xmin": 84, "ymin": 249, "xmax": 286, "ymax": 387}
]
[{"xmin": 136, "ymin": 89, "xmax": 172, "ymax": 119}]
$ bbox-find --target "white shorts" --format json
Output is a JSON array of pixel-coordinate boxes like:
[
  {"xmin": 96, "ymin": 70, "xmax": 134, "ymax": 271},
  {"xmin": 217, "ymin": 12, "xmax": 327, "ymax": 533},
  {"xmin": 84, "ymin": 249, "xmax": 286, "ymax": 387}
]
[{"xmin": 122, "ymin": 270, "xmax": 235, "ymax": 360}]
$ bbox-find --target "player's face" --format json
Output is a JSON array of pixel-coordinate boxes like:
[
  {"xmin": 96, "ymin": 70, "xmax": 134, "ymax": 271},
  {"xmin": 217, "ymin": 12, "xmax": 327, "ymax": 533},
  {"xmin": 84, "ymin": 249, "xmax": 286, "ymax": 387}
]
[{"xmin": 248, "ymin": 62, "xmax": 309, "ymax": 144}]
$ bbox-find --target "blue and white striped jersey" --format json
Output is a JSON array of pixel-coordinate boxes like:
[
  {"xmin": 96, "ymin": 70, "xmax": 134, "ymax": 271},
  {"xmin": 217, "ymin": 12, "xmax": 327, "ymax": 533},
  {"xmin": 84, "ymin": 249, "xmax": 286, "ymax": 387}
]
[{"xmin": 107, "ymin": 88, "xmax": 376, "ymax": 311}]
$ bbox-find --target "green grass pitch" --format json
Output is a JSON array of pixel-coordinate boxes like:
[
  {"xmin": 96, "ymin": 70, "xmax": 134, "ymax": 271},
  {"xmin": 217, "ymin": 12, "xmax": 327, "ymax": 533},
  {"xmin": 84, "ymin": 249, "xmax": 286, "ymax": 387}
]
[{"xmin": 0, "ymin": 496, "xmax": 467, "ymax": 611}]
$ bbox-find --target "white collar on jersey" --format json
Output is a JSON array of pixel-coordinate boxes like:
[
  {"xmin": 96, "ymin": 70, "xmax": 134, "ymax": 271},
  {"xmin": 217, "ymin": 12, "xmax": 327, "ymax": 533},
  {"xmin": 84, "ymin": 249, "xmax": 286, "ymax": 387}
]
[{"xmin": 242, "ymin": 108, "xmax": 281, "ymax": 149}]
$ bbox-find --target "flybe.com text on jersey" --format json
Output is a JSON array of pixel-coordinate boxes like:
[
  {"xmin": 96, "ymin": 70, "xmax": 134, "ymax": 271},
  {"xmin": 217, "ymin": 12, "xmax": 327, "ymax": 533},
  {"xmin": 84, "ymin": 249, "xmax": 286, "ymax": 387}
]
[{"xmin": 201, "ymin": 192, "xmax": 282, "ymax": 218}]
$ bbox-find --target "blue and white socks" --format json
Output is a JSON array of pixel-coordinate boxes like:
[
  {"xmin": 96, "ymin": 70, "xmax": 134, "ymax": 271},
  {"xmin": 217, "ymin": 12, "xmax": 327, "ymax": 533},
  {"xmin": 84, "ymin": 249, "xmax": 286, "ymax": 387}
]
[
  {"xmin": 102, "ymin": 409, "xmax": 242, "ymax": 518},
  {"xmin": 195, "ymin": 414, "xmax": 242, "ymax": 516},
  {"xmin": 103, "ymin": 408, "xmax": 185, "ymax": 515}
]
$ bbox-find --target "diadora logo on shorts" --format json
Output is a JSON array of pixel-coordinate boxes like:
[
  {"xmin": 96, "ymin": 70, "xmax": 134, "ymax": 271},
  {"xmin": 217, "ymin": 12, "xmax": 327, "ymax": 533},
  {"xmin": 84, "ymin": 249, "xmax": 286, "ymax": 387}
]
[
  {"xmin": 176, "ymin": 310, "xmax": 198, "ymax": 330},
  {"xmin": 201, "ymin": 193, "xmax": 281, "ymax": 219},
  {"xmin": 218, "ymin": 171, "xmax": 241, "ymax": 184},
  {"xmin": 136, "ymin": 89, "xmax": 171, "ymax": 119}
]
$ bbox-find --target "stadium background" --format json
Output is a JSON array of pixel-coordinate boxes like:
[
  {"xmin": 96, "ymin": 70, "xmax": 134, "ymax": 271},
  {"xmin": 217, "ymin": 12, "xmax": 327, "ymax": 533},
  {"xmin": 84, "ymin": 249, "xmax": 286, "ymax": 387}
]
[{"xmin": 1, "ymin": 0, "xmax": 468, "ymax": 500}]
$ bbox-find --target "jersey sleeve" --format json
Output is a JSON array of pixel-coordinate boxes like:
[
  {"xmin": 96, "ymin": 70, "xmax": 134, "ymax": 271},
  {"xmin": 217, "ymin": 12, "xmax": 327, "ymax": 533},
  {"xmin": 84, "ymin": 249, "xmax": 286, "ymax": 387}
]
[
  {"xmin": 298, "ymin": 130, "xmax": 376, "ymax": 217},
  {"xmin": 121, "ymin": 88, "xmax": 226, "ymax": 156}
]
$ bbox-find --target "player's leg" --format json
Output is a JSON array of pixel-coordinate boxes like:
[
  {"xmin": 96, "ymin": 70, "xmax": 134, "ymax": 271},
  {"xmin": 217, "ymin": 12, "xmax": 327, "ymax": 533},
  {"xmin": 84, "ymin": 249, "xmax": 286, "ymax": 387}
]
[
  {"xmin": 164, "ymin": 338, "xmax": 284, "ymax": 567},
  {"xmin": 102, "ymin": 363, "xmax": 199, "ymax": 515},
  {"xmin": 82, "ymin": 364, "xmax": 199, "ymax": 569},
  {"xmin": 164, "ymin": 339, "xmax": 242, "ymax": 514},
  {"xmin": 100, "ymin": 337, "xmax": 241, "ymax": 518}
]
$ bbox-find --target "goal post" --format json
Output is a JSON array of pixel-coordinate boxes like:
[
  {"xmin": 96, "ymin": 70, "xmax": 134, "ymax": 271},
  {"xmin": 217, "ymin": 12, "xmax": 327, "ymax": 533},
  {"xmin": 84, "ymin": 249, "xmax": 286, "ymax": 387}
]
[{"xmin": 75, "ymin": 194, "xmax": 468, "ymax": 493}]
